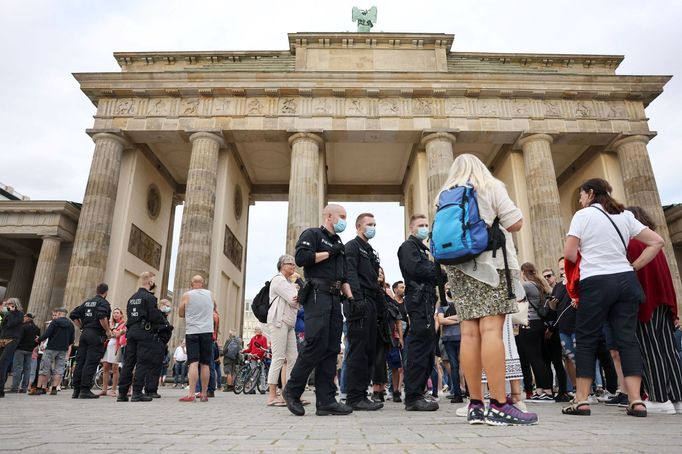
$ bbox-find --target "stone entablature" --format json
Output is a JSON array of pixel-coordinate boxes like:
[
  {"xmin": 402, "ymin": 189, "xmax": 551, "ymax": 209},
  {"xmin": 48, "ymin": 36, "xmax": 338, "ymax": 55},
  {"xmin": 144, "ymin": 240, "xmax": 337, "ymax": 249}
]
[{"xmin": 0, "ymin": 201, "xmax": 80, "ymax": 242}]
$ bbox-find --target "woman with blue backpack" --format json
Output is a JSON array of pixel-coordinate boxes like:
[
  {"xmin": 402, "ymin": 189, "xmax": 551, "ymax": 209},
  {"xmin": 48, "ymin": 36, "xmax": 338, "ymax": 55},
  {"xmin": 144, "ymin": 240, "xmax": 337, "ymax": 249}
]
[{"xmin": 432, "ymin": 153, "xmax": 538, "ymax": 426}]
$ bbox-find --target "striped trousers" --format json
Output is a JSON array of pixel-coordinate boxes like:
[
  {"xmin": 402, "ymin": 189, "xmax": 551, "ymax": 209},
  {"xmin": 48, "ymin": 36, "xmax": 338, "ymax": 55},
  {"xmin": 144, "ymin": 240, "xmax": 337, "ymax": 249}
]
[{"xmin": 636, "ymin": 306, "xmax": 682, "ymax": 402}]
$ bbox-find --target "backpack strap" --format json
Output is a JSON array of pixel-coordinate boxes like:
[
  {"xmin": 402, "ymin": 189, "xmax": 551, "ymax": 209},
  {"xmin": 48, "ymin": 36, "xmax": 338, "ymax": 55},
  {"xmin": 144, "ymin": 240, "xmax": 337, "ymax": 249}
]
[{"xmin": 590, "ymin": 206, "xmax": 627, "ymax": 254}]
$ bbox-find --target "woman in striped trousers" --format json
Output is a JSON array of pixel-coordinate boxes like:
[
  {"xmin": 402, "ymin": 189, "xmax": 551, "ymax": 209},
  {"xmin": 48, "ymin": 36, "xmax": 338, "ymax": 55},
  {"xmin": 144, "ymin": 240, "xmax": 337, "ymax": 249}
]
[{"xmin": 627, "ymin": 206, "xmax": 682, "ymax": 414}]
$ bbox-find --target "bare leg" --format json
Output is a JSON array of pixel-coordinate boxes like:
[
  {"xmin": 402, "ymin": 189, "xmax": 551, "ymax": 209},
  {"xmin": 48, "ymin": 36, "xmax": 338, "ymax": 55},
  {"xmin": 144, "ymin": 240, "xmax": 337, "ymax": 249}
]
[
  {"xmin": 37, "ymin": 374, "xmax": 48, "ymax": 389},
  {"xmin": 100, "ymin": 362, "xmax": 110, "ymax": 395},
  {"xmin": 281, "ymin": 363, "xmax": 288, "ymax": 389},
  {"xmin": 510, "ymin": 379, "xmax": 523, "ymax": 404},
  {"xmin": 623, "ymin": 376, "xmax": 644, "ymax": 411},
  {"xmin": 268, "ymin": 384, "xmax": 279, "ymax": 404},
  {"xmin": 479, "ymin": 315, "xmax": 506, "ymax": 403},
  {"xmin": 391, "ymin": 368, "xmax": 401, "ymax": 394},
  {"xmin": 199, "ymin": 364, "xmax": 210, "ymax": 397},
  {"xmin": 564, "ymin": 358, "xmax": 577, "ymax": 391},
  {"xmin": 52, "ymin": 373, "xmax": 62, "ymax": 389},
  {"xmin": 460, "ymin": 319, "xmax": 483, "ymax": 400},
  {"xmin": 111, "ymin": 364, "xmax": 119, "ymax": 396},
  {"xmin": 186, "ymin": 362, "xmax": 199, "ymax": 397},
  {"xmin": 576, "ymin": 376, "xmax": 593, "ymax": 403}
]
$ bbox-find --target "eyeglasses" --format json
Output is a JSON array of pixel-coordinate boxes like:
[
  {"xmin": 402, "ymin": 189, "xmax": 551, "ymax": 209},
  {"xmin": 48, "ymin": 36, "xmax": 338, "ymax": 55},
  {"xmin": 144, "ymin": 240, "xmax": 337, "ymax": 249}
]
[
  {"xmin": 283, "ymin": 262, "xmax": 295, "ymax": 266},
  {"xmin": 543, "ymin": 274, "xmax": 553, "ymax": 279}
]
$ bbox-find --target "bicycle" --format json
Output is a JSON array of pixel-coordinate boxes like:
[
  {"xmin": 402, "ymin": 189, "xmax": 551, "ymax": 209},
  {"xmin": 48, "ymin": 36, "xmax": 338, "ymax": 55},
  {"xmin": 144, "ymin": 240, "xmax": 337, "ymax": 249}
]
[
  {"xmin": 233, "ymin": 350, "xmax": 271, "ymax": 395},
  {"xmin": 94, "ymin": 362, "xmax": 123, "ymax": 390}
]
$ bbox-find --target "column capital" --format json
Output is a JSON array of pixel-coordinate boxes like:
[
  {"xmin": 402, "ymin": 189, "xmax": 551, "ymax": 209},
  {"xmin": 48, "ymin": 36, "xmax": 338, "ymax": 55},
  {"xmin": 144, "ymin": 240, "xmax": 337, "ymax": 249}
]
[
  {"xmin": 420, "ymin": 131, "xmax": 457, "ymax": 148},
  {"xmin": 40, "ymin": 236, "xmax": 62, "ymax": 243},
  {"xmin": 611, "ymin": 134, "xmax": 652, "ymax": 150},
  {"xmin": 517, "ymin": 133, "xmax": 554, "ymax": 149},
  {"xmin": 89, "ymin": 131, "xmax": 130, "ymax": 148},
  {"xmin": 288, "ymin": 132, "xmax": 324, "ymax": 147},
  {"xmin": 189, "ymin": 131, "xmax": 225, "ymax": 147}
]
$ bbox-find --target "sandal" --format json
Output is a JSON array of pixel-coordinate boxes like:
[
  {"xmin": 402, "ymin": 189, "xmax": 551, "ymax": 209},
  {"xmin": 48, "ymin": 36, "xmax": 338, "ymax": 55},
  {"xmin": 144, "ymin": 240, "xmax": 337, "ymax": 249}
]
[
  {"xmin": 626, "ymin": 399, "xmax": 647, "ymax": 417},
  {"xmin": 267, "ymin": 400, "xmax": 287, "ymax": 407},
  {"xmin": 562, "ymin": 400, "xmax": 591, "ymax": 416}
]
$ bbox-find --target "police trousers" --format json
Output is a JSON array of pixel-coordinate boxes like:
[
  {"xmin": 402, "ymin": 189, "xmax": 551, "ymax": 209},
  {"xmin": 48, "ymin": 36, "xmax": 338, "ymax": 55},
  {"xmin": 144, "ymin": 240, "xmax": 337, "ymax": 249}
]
[
  {"xmin": 286, "ymin": 291, "xmax": 343, "ymax": 407},
  {"xmin": 345, "ymin": 296, "xmax": 377, "ymax": 404},
  {"xmin": 403, "ymin": 289, "xmax": 436, "ymax": 404},
  {"xmin": 118, "ymin": 327, "xmax": 156, "ymax": 395},
  {"xmin": 72, "ymin": 329, "xmax": 106, "ymax": 391},
  {"xmin": 144, "ymin": 338, "xmax": 166, "ymax": 393}
]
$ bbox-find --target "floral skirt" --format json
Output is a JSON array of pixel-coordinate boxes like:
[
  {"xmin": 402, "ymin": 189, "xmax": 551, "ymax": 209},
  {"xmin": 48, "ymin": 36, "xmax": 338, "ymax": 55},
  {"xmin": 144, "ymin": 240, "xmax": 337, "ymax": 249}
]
[{"xmin": 445, "ymin": 267, "xmax": 518, "ymax": 321}]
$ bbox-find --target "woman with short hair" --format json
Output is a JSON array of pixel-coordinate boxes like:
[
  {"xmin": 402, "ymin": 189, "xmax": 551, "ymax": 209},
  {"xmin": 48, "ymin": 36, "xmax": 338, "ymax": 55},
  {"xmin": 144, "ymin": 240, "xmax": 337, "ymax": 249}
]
[
  {"xmin": 266, "ymin": 254, "xmax": 300, "ymax": 406},
  {"xmin": 563, "ymin": 178, "xmax": 664, "ymax": 417}
]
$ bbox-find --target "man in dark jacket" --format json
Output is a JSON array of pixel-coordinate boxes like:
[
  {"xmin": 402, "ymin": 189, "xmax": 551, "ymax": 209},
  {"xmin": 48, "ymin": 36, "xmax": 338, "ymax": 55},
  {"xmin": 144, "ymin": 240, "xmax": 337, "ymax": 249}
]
[
  {"xmin": 10, "ymin": 312, "xmax": 40, "ymax": 393},
  {"xmin": 0, "ymin": 298, "xmax": 25, "ymax": 398},
  {"xmin": 32, "ymin": 307, "xmax": 75, "ymax": 395},
  {"xmin": 70, "ymin": 283, "xmax": 112, "ymax": 399},
  {"xmin": 397, "ymin": 214, "xmax": 442, "ymax": 411}
]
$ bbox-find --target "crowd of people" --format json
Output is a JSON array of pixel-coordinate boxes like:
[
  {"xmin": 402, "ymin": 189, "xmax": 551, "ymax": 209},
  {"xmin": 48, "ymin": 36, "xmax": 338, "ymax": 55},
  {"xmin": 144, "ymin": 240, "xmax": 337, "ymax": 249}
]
[{"xmin": 1, "ymin": 154, "xmax": 682, "ymax": 427}]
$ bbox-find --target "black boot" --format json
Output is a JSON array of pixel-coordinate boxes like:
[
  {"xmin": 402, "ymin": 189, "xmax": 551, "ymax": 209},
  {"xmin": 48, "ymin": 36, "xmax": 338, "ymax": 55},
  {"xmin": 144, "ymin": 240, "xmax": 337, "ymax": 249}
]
[
  {"xmin": 393, "ymin": 391, "xmax": 402, "ymax": 403},
  {"xmin": 405, "ymin": 398, "xmax": 439, "ymax": 411},
  {"xmin": 79, "ymin": 390, "xmax": 100, "ymax": 399},
  {"xmin": 316, "ymin": 401, "xmax": 353, "ymax": 416},
  {"xmin": 131, "ymin": 393, "xmax": 153, "ymax": 402},
  {"xmin": 71, "ymin": 390, "xmax": 80, "ymax": 399},
  {"xmin": 349, "ymin": 398, "xmax": 383, "ymax": 411}
]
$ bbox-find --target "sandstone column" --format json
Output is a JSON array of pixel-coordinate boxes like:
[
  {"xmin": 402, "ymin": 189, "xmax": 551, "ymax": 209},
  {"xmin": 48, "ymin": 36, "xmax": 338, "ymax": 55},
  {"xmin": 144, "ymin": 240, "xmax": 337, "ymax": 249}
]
[
  {"xmin": 62, "ymin": 132, "xmax": 127, "ymax": 310},
  {"xmin": 28, "ymin": 237, "xmax": 61, "ymax": 325},
  {"xmin": 286, "ymin": 132, "xmax": 324, "ymax": 256},
  {"xmin": 5, "ymin": 254, "xmax": 34, "ymax": 305},
  {"xmin": 519, "ymin": 133, "xmax": 564, "ymax": 272},
  {"xmin": 614, "ymin": 135, "xmax": 682, "ymax": 300},
  {"xmin": 421, "ymin": 132, "xmax": 456, "ymax": 222},
  {"xmin": 172, "ymin": 132, "xmax": 223, "ymax": 342}
]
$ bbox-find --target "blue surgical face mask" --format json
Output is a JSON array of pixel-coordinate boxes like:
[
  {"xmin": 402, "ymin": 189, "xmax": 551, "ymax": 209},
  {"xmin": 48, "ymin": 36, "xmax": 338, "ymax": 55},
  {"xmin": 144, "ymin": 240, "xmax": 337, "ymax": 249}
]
[
  {"xmin": 161, "ymin": 306, "xmax": 172, "ymax": 314},
  {"xmin": 415, "ymin": 226, "xmax": 429, "ymax": 241},
  {"xmin": 333, "ymin": 217, "xmax": 347, "ymax": 233},
  {"xmin": 365, "ymin": 226, "xmax": 376, "ymax": 239}
]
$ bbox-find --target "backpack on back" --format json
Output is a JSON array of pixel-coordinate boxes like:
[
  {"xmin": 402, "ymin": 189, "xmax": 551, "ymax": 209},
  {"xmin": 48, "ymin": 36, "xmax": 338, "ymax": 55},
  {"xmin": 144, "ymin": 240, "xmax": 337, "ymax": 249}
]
[
  {"xmin": 430, "ymin": 185, "xmax": 515, "ymax": 299},
  {"xmin": 224, "ymin": 337, "xmax": 240, "ymax": 361},
  {"xmin": 431, "ymin": 185, "xmax": 492, "ymax": 264},
  {"xmin": 251, "ymin": 280, "xmax": 274, "ymax": 324}
]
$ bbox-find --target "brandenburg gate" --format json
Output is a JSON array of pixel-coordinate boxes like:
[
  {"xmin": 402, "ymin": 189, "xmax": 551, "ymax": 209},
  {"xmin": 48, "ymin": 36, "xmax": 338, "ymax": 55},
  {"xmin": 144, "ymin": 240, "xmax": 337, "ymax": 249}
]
[{"xmin": 51, "ymin": 32, "xmax": 679, "ymax": 343}]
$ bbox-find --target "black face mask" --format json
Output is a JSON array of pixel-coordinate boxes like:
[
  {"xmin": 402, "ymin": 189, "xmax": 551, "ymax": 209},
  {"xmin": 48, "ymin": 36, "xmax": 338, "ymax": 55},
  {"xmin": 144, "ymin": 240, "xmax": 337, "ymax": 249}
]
[{"xmin": 149, "ymin": 283, "xmax": 156, "ymax": 292}]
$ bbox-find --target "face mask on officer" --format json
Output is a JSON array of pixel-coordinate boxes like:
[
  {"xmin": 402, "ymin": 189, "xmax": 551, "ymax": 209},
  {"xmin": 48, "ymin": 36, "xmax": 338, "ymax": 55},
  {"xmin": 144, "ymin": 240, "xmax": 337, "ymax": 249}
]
[
  {"xmin": 333, "ymin": 217, "xmax": 347, "ymax": 233},
  {"xmin": 415, "ymin": 226, "xmax": 429, "ymax": 241},
  {"xmin": 365, "ymin": 226, "xmax": 376, "ymax": 239},
  {"xmin": 161, "ymin": 305, "xmax": 171, "ymax": 314},
  {"xmin": 149, "ymin": 281, "xmax": 157, "ymax": 292}
]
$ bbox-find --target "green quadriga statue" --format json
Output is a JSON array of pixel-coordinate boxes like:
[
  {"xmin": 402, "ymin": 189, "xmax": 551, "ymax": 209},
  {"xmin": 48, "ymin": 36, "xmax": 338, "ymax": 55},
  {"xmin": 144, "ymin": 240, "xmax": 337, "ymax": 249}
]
[{"xmin": 352, "ymin": 6, "xmax": 377, "ymax": 32}]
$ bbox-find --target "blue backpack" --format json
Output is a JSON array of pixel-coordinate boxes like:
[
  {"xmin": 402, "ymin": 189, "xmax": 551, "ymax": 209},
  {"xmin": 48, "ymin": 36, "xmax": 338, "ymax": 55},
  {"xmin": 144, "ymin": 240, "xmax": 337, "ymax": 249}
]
[
  {"xmin": 430, "ymin": 185, "xmax": 515, "ymax": 298},
  {"xmin": 430, "ymin": 185, "xmax": 491, "ymax": 264}
]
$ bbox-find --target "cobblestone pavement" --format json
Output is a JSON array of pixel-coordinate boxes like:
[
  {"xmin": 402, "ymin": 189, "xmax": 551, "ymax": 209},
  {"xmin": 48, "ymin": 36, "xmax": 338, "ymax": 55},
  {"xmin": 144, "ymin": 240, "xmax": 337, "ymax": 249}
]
[{"xmin": 1, "ymin": 387, "xmax": 681, "ymax": 453}]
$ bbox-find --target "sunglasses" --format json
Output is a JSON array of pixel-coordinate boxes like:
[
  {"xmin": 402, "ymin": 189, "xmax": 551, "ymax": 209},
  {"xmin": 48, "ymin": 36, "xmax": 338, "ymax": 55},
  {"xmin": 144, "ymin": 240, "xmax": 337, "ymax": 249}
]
[{"xmin": 543, "ymin": 274, "xmax": 553, "ymax": 279}]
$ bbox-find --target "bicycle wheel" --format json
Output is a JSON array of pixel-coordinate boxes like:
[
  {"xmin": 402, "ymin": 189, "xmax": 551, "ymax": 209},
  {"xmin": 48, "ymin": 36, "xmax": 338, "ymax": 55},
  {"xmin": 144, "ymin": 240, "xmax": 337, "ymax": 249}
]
[
  {"xmin": 94, "ymin": 366, "xmax": 103, "ymax": 390},
  {"xmin": 244, "ymin": 367, "xmax": 260, "ymax": 394},
  {"xmin": 257, "ymin": 364, "xmax": 267, "ymax": 394},
  {"xmin": 233, "ymin": 365, "xmax": 248, "ymax": 394}
]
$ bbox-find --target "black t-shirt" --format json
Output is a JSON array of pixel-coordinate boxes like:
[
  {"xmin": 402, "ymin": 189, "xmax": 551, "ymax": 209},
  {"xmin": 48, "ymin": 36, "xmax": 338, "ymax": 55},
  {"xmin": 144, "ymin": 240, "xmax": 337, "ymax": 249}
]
[
  {"xmin": 295, "ymin": 226, "xmax": 348, "ymax": 283},
  {"xmin": 345, "ymin": 236, "xmax": 380, "ymax": 300},
  {"xmin": 70, "ymin": 295, "xmax": 111, "ymax": 334}
]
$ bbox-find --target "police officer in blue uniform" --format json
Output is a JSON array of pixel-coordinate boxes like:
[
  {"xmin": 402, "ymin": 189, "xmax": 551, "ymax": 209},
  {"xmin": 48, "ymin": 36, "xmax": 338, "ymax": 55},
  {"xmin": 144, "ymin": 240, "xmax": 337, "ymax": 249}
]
[
  {"xmin": 143, "ymin": 299, "xmax": 174, "ymax": 398},
  {"xmin": 397, "ymin": 214, "xmax": 442, "ymax": 411},
  {"xmin": 283, "ymin": 204, "xmax": 356, "ymax": 417},
  {"xmin": 344, "ymin": 212, "xmax": 383, "ymax": 411},
  {"xmin": 117, "ymin": 271, "xmax": 168, "ymax": 402},
  {"xmin": 69, "ymin": 283, "xmax": 112, "ymax": 399}
]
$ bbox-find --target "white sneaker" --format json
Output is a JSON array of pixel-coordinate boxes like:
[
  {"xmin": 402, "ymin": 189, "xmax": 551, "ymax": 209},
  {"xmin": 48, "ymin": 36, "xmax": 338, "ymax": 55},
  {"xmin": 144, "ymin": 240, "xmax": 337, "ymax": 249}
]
[
  {"xmin": 672, "ymin": 401, "xmax": 682, "ymax": 413},
  {"xmin": 587, "ymin": 394, "xmax": 598, "ymax": 404},
  {"xmin": 646, "ymin": 400, "xmax": 676, "ymax": 414},
  {"xmin": 515, "ymin": 400, "xmax": 528, "ymax": 412},
  {"xmin": 455, "ymin": 405, "xmax": 468, "ymax": 417},
  {"xmin": 597, "ymin": 391, "xmax": 615, "ymax": 402}
]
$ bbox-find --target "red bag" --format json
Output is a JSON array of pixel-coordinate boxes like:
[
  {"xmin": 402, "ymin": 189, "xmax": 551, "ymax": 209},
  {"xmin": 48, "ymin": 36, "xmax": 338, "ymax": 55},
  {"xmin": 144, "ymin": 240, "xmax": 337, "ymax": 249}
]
[{"xmin": 565, "ymin": 252, "xmax": 581, "ymax": 305}]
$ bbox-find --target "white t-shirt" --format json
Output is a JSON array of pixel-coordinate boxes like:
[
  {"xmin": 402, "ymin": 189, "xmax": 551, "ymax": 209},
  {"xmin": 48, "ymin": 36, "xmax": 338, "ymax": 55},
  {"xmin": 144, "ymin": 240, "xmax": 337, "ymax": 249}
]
[
  {"xmin": 567, "ymin": 203, "xmax": 646, "ymax": 280},
  {"xmin": 174, "ymin": 346, "xmax": 187, "ymax": 362}
]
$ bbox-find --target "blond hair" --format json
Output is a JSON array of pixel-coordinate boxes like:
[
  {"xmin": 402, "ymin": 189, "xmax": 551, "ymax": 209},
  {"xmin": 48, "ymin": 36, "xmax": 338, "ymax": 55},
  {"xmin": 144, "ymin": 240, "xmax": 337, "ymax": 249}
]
[
  {"xmin": 139, "ymin": 271, "xmax": 156, "ymax": 286},
  {"xmin": 436, "ymin": 153, "xmax": 503, "ymax": 204}
]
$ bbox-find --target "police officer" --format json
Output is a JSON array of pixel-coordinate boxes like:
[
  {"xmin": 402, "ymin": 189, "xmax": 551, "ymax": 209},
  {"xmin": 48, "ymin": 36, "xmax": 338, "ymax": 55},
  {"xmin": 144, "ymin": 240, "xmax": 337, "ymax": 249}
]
[
  {"xmin": 69, "ymin": 283, "xmax": 112, "ymax": 399},
  {"xmin": 283, "ymin": 204, "xmax": 355, "ymax": 417},
  {"xmin": 344, "ymin": 212, "xmax": 383, "ymax": 411},
  {"xmin": 143, "ymin": 299, "xmax": 174, "ymax": 399},
  {"xmin": 397, "ymin": 214, "xmax": 442, "ymax": 411},
  {"xmin": 117, "ymin": 271, "xmax": 167, "ymax": 402}
]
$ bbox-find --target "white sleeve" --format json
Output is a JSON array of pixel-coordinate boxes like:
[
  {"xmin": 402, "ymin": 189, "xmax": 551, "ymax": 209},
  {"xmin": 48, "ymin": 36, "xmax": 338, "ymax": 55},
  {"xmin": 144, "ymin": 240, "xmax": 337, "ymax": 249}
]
[
  {"xmin": 492, "ymin": 182, "xmax": 523, "ymax": 229},
  {"xmin": 624, "ymin": 210, "xmax": 647, "ymax": 238},
  {"xmin": 567, "ymin": 210, "xmax": 585, "ymax": 238}
]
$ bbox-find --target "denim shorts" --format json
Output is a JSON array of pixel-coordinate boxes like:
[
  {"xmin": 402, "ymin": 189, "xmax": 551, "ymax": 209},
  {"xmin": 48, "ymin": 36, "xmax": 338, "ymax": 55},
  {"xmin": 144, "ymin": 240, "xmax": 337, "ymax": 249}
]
[{"xmin": 559, "ymin": 332, "xmax": 576, "ymax": 361}]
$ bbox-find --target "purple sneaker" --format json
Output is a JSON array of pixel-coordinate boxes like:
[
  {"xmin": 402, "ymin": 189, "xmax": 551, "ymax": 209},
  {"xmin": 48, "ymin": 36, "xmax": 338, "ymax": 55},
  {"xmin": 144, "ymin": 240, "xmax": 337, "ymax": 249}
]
[
  {"xmin": 467, "ymin": 402, "xmax": 486, "ymax": 425},
  {"xmin": 485, "ymin": 403, "xmax": 539, "ymax": 426}
]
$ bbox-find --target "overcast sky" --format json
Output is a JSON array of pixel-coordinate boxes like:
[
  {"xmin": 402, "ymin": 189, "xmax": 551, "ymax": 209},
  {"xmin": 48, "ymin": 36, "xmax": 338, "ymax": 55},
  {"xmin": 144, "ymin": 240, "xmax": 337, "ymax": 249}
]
[{"xmin": 2, "ymin": 0, "xmax": 681, "ymax": 299}]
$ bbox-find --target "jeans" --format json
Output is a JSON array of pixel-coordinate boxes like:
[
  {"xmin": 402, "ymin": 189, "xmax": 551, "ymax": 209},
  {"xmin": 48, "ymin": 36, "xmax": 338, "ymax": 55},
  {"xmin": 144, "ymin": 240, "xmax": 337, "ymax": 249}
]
[
  {"xmin": 0, "ymin": 340, "xmax": 18, "ymax": 392},
  {"xmin": 174, "ymin": 361, "xmax": 187, "ymax": 384},
  {"xmin": 11, "ymin": 349, "xmax": 33, "ymax": 391},
  {"xmin": 441, "ymin": 340, "xmax": 461, "ymax": 397}
]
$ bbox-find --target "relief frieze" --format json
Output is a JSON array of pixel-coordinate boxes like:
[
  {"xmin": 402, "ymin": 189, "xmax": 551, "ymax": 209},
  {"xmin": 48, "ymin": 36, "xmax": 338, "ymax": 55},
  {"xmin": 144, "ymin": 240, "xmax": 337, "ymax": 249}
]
[
  {"xmin": 128, "ymin": 224, "xmax": 162, "ymax": 270},
  {"xmin": 98, "ymin": 95, "xmax": 635, "ymax": 122}
]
